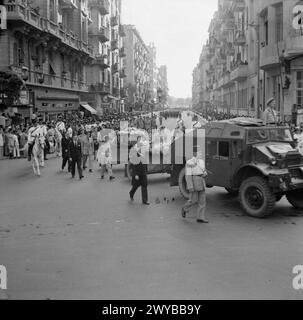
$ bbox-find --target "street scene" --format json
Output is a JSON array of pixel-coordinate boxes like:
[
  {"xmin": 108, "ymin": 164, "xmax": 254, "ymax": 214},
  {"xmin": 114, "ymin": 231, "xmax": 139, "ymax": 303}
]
[{"xmin": 1, "ymin": 0, "xmax": 303, "ymax": 301}]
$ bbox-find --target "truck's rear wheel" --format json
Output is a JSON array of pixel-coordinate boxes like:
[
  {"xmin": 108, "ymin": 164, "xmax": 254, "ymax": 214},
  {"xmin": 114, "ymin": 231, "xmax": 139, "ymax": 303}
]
[
  {"xmin": 178, "ymin": 167, "xmax": 190, "ymax": 199},
  {"xmin": 286, "ymin": 190, "xmax": 303, "ymax": 209},
  {"xmin": 239, "ymin": 177, "xmax": 275, "ymax": 218}
]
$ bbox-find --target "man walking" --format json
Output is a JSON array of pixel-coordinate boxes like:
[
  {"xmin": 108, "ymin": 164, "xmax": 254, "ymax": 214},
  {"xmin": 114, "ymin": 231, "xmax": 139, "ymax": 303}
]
[
  {"xmin": 129, "ymin": 136, "xmax": 149, "ymax": 205},
  {"xmin": 181, "ymin": 145, "xmax": 208, "ymax": 223},
  {"xmin": 27, "ymin": 119, "xmax": 39, "ymax": 161},
  {"xmin": 61, "ymin": 132, "xmax": 71, "ymax": 172},
  {"xmin": 68, "ymin": 133, "xmax": 84, "ymax": 180}
]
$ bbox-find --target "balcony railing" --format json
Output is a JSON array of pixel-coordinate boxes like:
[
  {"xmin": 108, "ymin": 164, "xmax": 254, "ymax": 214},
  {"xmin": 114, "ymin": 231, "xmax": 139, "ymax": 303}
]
[
  {"xmin": 89, "ymin": 26, "xmax": 110, "ymax": 42},
  {"xmin": 120, "ymin": 68, "xmax": 126, "ymax": 78},
  {"xmin": 27, "ymin": 70, "xmax": 88, "ymax": 92},
  {"xmin": 112, "ymin": 87, "xmax": 120, "ymax": 97},
  {"xmin": 89, "ymin": 82, "xmax": 111, "ymax": 95},
  {"xmin": 89, "ymin": 0, "xmax": 110, "ymax": 15},
  {"xmin": 94, "ymin": 55, "xmax": 110, "ymax": 68},
  {"xmin": 230, "ymin": 64, "xmax": 248, "ymax": 81},
  {"xmin": 119, "ymin": 47, "xmax": 126, "ymax": 57},
  {"xmin": 5, "ymin": 1, "xmax": 93, "ymax": 57},
  {"xmin": 112, "ymin": 63, "xmax": 119, "ymax": 74},
  {"xmin": 234, "ymin": 30, "xmax": 246, "ymax": 46},
  {"xmin": 119, "ymin": 25, "xmax": 126, "ymax": 37},
  {"xmin": 111, "ymin": 16, "xmax": 119, "ymax": 27},
  {"xmin": 111, "ymin": 40, "xmax": 119, "ymax": 51}
]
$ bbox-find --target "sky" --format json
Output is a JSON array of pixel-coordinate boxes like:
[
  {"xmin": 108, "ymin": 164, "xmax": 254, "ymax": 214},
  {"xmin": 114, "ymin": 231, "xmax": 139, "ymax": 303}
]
[{"xmin": 121, "ymin": 0, "xmax": 218, "ymax": 99}]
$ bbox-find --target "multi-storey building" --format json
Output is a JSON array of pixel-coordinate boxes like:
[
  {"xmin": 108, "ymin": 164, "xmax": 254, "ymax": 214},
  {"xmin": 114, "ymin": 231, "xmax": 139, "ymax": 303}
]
[
  {"xmin": 193, "ymin": 0, "xmax": 303, "ymax": 123},
  {"xmin": 147, "ymin": 43, "xmax": 158, "ymax": 102},
  {"xmin": 84, "ymin": 0, "xmax": 126, "ymax": 115},
  {"xmin": 123, "ymin": 24, "xmax": 152, "ymax": 112},
  {"xmin": 1, "ymin": 0, "xmax": 94, "ymax": 121},
  {"xmin": 157, "ymin": 65, "xmax": 168, "ymax": 107}
]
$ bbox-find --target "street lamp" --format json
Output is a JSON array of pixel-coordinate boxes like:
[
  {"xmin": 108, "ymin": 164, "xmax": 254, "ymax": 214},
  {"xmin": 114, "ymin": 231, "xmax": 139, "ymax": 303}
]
[{"xmin": 249, "ymin": 16, "xmax": 261, "ymax": 120}]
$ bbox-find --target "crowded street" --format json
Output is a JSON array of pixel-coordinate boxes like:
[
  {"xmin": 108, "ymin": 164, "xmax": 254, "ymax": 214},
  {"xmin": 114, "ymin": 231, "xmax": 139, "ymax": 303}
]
[{"xmin": 1, "ymin": 114, "xmax": 303, "ymax": 300}]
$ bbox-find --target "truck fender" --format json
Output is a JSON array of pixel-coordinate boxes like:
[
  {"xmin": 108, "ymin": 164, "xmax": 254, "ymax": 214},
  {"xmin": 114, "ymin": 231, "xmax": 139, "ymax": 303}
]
[{"xmin": 232, "ymin": 164, "xmax": 269, "ymax": 189}]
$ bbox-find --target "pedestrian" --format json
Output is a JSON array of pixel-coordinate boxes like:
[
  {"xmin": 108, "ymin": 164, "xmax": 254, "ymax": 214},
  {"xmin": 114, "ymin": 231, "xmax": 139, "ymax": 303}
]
[
  {"xmin": 12, "ymin": 130, "xmax": 20, "ymax": 159},
  {"xmin": 87, "ymin": 132, "xmax": 94, "ymax": 173},
  {"xmin": 68, "ymin": 132, "xmax": 84, "ymax": 180},
  {"xmin": 181, "ymin": 145, "xmax": 208, "ymax": 223},
  {"xmin": 129, "ymin": 136, "xmax": 149, "ymax": 205},
  {"xmin": 61, "ymin": 132, "xmax": 71, "ymax": 172},
  {"xmin": 7, "ymin": 129, "xmax": 15, "ymax": 159},
  {"xmin": 97, "ymin": 135, "xmax": 115, "ymax": 180},
  {"xmin": 0, "ymin": 126, "xmax": 4, "ymax": 159},
  {"xmin": 81, "ymin": 131, "xmax": 90, "ymax": 171}
]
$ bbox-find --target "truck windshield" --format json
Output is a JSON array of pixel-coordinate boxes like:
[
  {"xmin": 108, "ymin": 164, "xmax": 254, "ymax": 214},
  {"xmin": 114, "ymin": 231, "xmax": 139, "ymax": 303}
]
[{"xmin": 247, "ymin": 128, "xmax": 293, "ymax": 144}]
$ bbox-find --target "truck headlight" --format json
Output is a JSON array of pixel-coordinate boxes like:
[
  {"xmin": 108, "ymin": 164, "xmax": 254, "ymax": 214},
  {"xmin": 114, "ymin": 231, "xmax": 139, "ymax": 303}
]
[{"xmin": 270, "ymin": 158, "xmax": 277, "ymax": 166}]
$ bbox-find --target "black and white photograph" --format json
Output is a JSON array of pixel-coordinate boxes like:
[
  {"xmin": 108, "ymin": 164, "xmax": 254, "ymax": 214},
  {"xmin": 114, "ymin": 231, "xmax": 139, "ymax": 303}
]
[{"xmin": 1, "ymin": 0, "xmax": 303, "ymax": 305}]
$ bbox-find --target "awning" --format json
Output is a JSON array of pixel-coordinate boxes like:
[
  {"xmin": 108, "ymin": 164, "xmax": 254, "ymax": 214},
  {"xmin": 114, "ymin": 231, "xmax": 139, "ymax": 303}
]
[{"xmin": 80, "ymin": 103, "xmax": 97, "ymax": 115}]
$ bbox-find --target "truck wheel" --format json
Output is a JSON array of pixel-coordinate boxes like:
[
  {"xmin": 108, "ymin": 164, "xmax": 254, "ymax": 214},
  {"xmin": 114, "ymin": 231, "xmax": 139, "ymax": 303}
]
[
  {"xmin": 225, "ymin": 188, "xmax": 238, "ymax": 196},
  {"xmin": 126, "ymin": 162, "xmax": 133, "ymax": 181},
  {"xmin": 178, "ymin": 167, "xmax": 190, "ymax": 199},
  {"xmin": 286, "ymin": 191, "xmax": 303, "ymax": 209},
  {"xmin": 239, "ymin": 177, "xmax": 275, "ymax": 218}
]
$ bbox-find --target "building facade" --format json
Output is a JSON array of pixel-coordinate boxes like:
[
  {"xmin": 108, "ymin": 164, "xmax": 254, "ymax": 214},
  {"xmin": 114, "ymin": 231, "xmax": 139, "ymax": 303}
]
[
  {"xmin": 193, "ymin": 0, "xmax": 303, "ymax": 123},
  {"xmin": 0, "ymin": 0, "xmax": 126, "ymax": 120},
  {"xmin": 84, "ymin": 0, "xmax": 126, "ymax": 115},
  {"xmin": 123, "ymin": 24, "xmax": 152, "ymax": 112},
  {"xmin": 1, "ymin": 0, "xmax": 93, "ymax": 120},
  {"xmin": 157, "ymin": 65, "xmax": 168, "ymax": 108}
]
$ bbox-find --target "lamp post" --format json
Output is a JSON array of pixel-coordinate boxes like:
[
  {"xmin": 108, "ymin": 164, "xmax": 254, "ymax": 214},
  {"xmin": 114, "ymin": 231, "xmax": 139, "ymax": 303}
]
[{"xmin": 249, "ymin": 15, "xmax": 261, "ymax": 120}]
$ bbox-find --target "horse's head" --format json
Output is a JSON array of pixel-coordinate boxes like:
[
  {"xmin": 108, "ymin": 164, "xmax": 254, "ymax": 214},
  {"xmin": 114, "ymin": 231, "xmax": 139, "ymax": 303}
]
[{"xmin": 38, "ymin": 135, "xmax": 45, "ymax": 149}]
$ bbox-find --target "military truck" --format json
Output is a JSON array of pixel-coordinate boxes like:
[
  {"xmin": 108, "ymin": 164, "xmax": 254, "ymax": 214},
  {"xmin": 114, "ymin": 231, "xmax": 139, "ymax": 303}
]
[{"xmin": 170, "ymin": 118, "xmax": 303, "ymax": 218}]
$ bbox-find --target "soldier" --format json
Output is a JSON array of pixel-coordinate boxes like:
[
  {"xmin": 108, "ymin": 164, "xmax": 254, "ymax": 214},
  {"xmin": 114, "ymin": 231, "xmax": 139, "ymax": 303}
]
[
  {"xmin": 263, "ymin": 98, "xmax": 278, "ymax": 125},
  {"xmin": 181, "ymin": 145, "xmax": 208, "ymax": 223},
  {"xmin": 38, "ymin": 119, "xmax": 49, "ymax": 161},
  {"xmin": 27, "ymin": 119, "xmax": 40, "ymax": 161}
]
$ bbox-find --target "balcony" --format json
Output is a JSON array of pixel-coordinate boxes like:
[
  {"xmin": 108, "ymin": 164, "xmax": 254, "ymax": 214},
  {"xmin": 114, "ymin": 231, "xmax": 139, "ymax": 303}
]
[
  {"xmin": 111, "ymin": 39, "xmax": 119, "ymax": 51},
  {"xmin": 89, "ymin": 0, "xmax": 110, "ymax": 15},
  {"xmin": 234, "ymin": 30, "xmax": 246, "ymax": 46},
  {"xmin": 94, "ymin": 55, "xmax": 110, "ymax": 68},
  {"xmin": 120, "ymin": 88, "xmax": 127, "ymax": 98},
  {"xmin": 26, "ymin": 70, "xmax": 88, "ymax": 92},
  {"xmin": 232, "ymin": 0, "xmax": 245, "ymax": 12},
  {"xmin": 119, "ymin": 25, "xmax": 126, "ymax": 37},
  {"xmin": 112, "ymin": 63, "xmax": 119, "ymax": 74},
  {"xmin": 111, "ymin": 16, "xmax": 119, "ymax": 27},
  {"xmin": 120, "ymin": 68, "xmax": 126, "ymax": 78},
  {"xmin": 112, "ymin": 87, "xmax": 120, "ymax": 97},
  {"xmin": 119, "ymin": 47, "xmax": 126, "ymax": 57},
  {"xmin": 89, "ymin": 26, "xmax": 110, "ymax": 42},
  {"xmin": 230, "ymin": 64, "xmax": 248, "ymax": 82},
  {"xmin": 5, "ymin": 1, "xmax": 93, "ymax": 57},
  {"xmin": 90, "ymin": 83, "xmax": 111, "ymax": 95},
  {"xmin": 59, "ymin": 0, "xmax": 78, "ymax": 10}
]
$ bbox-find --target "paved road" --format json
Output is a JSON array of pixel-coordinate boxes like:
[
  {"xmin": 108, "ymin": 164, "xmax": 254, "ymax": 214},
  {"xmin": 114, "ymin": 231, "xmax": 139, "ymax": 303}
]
[{"xmin": 1, "ymin": 115, "xmax": 303, "ymax": 299}]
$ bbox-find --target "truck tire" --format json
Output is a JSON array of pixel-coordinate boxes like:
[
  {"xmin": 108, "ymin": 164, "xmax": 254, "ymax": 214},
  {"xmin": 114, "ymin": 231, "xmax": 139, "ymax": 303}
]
[
  {"xmin": 126, "ymin": 162, "xmax": 133, "ymax": 181},
  {"xmin": 286, "ymin": 190, "xmax": 303, "ymax": 209},
  {"xmin": 178, "ymin": 167, "xmax": 190, "ymax": 200},
  {"xmin": 239, "ymin": 177, "xmax": 275, "ymax": 218}
]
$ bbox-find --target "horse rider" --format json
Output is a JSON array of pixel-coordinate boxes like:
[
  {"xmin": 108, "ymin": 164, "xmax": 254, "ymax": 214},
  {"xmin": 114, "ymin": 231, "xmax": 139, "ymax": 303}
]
[
  {"xmin": 27, "ymin": 119, "xmax": 40, "ymax": 161},
  {"xmin": 38, "ymin": 118, "xmax": 49, "ymax": 161},
  {"xmin": 55, "ymin": 116, "xmax": 65, "ymax": 156}
]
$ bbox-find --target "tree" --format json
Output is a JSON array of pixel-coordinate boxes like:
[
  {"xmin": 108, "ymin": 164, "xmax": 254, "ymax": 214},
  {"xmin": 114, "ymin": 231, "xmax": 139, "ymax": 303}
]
[{"xmin": 0, "ymin": 71, "xmax": 24, "ymax": 107}]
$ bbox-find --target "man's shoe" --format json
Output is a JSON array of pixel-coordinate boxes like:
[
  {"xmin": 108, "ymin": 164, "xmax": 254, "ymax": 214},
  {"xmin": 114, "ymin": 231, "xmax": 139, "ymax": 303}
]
[
  {"xmin": 101, "ymin": 176, "xmax": 104, "ymax": 180},
  {"xmin": 89, "ymin": 169, "xmax": 93, "ymax": 173},
  {"xmin": 110, "ymin": 176, "xmax": 115, "ymax": 181},
  {"xmin": 181, "ymin": 208, "xmax": 186, "ymax": 218},
  {"xmin": 197, "ymin": 219, "xmax": 209, "ymax": 224},
  {"xmin": 143, "ymin": 202, "xmax": 150, "ymax": 206},
  {"xmin": 80, "ymin": 176, "xmax": 84, "ymax": 180},
  {"xmin": 72, "ymin": 176, "xmax": 75, "ymax": 179}
]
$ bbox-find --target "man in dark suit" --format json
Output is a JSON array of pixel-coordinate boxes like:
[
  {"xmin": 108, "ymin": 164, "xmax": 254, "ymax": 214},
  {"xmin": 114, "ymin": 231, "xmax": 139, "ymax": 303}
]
[
  {"xmin": 68, "ymin": 132, "xmax": 84, "ymax": 180},
  {"xmin": 61, "ymin": 132, "xmax": 71, "ymax": 172},
  {"xmin": 129, "ymin": 136, "xmax": 149, "ymax": 205}
]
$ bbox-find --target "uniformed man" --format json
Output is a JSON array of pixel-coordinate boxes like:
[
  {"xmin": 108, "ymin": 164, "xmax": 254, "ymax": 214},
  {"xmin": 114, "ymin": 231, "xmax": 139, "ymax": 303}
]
[
  {"xmin": 263, "ymin": 98, "xmax": 278, "ymax": 125},
  {"xmin": 129, "ymin": 136, "xmax": 149, "ymax": 205},
  {"xmin": 27, "ymin": 119, "xmax": 39, "ymax": 161},
  {"xmin": 181, "ymin": 145, "xmax": 208, "ymax": 223},
  {"xmin": 39, "ymin": 119, "xmax": 48, "ymax": 162}
]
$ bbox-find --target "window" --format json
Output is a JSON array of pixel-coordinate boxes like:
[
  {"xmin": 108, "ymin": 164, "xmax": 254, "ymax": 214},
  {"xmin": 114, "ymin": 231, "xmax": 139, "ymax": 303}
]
[
  {"xmin": 275, "ymin": 3, "xmax": 283, "ymax": 42},
  {"xmin": 206, "ymin": 141, "xmax": 217, "ymax": 156},
  {"xmin": 219, "ymin": 141, "xmax": 229, "ymax": 158},
  {"xmin": 49, "ymin": 0, "xmax": 56, "ymax": 22},
  {"xmin": 297, "ymin": 71, "xmax": 303, "ymax": 107}
]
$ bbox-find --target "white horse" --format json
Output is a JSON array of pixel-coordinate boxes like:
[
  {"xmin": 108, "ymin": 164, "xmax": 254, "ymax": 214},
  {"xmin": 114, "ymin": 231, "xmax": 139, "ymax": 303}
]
[
  {"xmin": 31, "ymin": 135, "xmax": 45, "ymax": 176},
  {"xmin": 54, "ymin": 128, "xmax": 62, "ymax": 157}
]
